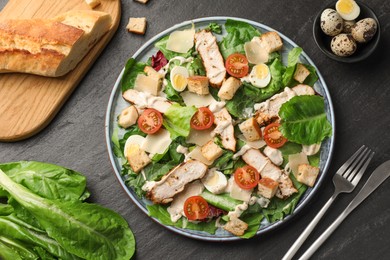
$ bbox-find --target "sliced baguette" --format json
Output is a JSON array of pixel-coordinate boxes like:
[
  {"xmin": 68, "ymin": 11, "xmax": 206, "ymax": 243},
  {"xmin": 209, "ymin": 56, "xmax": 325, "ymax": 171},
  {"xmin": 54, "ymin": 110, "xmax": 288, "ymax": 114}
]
[{"xmin": 0, "ymin": 10, "xmax": 112, "ymax": 77}]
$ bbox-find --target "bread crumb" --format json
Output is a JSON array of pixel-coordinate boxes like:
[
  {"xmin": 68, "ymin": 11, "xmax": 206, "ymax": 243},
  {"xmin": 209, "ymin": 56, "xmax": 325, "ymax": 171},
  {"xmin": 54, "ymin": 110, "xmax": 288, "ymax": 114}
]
[
  {"xmin": 85, "ymin": 0, "xmax": 101, "ymax": 9},
  {"xmin": 127, "ymin": 17, "xmax": 147, "ymax": 35},
  {"xmin": 135, "ymin": 0, "xmax": 149, "ymax": 3}
]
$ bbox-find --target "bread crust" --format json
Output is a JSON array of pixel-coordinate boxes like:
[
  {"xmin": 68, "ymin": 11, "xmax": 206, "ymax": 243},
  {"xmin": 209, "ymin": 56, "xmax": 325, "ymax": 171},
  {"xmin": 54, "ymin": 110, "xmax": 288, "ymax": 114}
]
[{"xmin": 0, "ymin": 10, "xmax": 112, "ymax": 77}]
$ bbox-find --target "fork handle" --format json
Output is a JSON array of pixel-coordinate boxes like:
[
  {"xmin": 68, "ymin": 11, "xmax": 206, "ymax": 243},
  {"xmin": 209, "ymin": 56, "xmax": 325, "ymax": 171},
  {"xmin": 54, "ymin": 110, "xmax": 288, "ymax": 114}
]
[{"xmin": 282, "ymin": 194, "xmax": 338, "ymax": 260}]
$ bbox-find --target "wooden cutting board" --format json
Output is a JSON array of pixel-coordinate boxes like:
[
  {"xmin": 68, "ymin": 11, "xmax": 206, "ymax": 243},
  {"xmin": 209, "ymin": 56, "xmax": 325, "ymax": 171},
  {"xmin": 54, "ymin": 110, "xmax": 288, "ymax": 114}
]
[{"xmin": 0, "ymin": 0, "xmax": 120, "ymax": 142}]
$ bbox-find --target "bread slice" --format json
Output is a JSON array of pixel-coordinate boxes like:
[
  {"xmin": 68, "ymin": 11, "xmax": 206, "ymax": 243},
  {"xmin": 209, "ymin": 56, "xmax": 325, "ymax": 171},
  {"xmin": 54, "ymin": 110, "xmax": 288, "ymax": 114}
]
[{"xmin": 0, "ymin": 10, "xmax": 112, "ymax": 77}]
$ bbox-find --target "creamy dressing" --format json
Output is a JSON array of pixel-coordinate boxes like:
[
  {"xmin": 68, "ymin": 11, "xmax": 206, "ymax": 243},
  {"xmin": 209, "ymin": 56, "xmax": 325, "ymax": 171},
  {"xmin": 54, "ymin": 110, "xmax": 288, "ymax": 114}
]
[
  {"xmin": 227, "ymin": 202, "xmax": 248, "ymax": 219},
  {"xmin": 208, "ymin": 101, "xmax": 226, "ymax": 113},
  {"xmin": 232, "ymin": 144, "xmax": 252, "ymax": 160},
  {"xmin": 253, "ymin": 87, "xmax": 296, "ymax": 112},
  {"xmin": 176, "ymin": 145, "xmax": 190, "ymax": 162},
  {"xmin": 158, "ymin": 56, "xmax": 194, "ymax": 75},
  {"xmin": 137, "ymin": 91, "xmax": 169, "ymax": 110},
  {"xmin": 302, "ymin": 143, "xmax": 321, "ymax": 156},
  {"xmin": 212, "ymin": 120, "xmax": 231, "ymax": 137},
  {"xmin": 263, "ymin": 146, "xmax": 283, "ymax": 166}
]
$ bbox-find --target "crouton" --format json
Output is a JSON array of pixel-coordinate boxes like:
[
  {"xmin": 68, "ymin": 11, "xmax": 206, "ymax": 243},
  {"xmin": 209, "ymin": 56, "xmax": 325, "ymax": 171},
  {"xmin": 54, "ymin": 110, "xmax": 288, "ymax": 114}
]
[
  {"xmin": 187, "ymin": 76, "xmax": 210, "ymax": 95},
  {"xmin": 257, "ymin": 31, "xmax": 283, "ymax": 53},
  {"xmin": 257, "ymin": 177, "xmax": 279, "ymax": 199},
  {"xmin": 126, "ymin": 144, "xmax": 151, "ymax": 173},
  {"xmin": 223, "ymin": 217, "xmax": 248, "ymax": 236},
  {"xmin": 134, "ymin": 74, "xmax": 161, "ymax": 96},
  {"xmin": 135, "ymin": 0, "xmax": 149, "ymax": 3},
  {"xmin": 118, "ymin": 106, "xmax": 138, "ymax": 129},
  {"xmin": 239, "ymin": 117, "xmax": 262, "ymax": 141},
  {"xmin": 201, "ymin": 140, "xmax": 223, "ymax": 161},
  {"xmin": 127, "ymin": 17, "xmax": 147, "ymax": 35},
  {"xmin": 297, "ymin": 164, "xmax": 320, "ymax": 187},
  {"xmin": 293, "ymin": 64, "xmax": 311, "ymax": 84},
  {"xmin": 85, "ymin": 0, "xmax": 101, "ymax": 8},
  {"xmin": 218, "ymin": 77, "xmax": 241, "ymax": 100}
]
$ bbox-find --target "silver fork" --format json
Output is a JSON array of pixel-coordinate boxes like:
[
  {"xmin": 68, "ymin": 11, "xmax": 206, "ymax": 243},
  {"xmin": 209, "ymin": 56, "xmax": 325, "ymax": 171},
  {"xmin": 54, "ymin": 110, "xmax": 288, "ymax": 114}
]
[{"xmin": 282, "ymin": 145, "xmax": 374, "ymax": 260}]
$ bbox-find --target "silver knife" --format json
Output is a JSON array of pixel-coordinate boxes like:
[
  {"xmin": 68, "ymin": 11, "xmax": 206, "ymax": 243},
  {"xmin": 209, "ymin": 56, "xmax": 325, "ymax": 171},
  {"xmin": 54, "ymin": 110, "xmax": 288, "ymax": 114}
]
[{"xmin": 299, "ymin": 160, "xmax": 390, "ymax": 260}]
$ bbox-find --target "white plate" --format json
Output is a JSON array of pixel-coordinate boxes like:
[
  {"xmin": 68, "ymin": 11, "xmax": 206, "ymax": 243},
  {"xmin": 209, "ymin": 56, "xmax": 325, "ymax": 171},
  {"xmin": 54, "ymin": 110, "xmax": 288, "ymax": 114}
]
[{"xmin": 105, "ymin": 17, "xmax": 335, "ymax": 241}]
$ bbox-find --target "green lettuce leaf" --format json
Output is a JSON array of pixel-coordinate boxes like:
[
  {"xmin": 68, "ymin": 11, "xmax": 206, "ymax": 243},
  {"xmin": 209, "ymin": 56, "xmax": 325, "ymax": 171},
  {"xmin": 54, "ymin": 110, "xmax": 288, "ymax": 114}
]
[
  {"xmin": 120, "ymin": 58, "xmax": 147, "ymax": 93},
  {"xmin": 0, "ymin": 161, "xmax": 88, "ymax": 201},
  {"xmin": 279, "ymin": 95, "xmax": 332, "ymax": 145},
  {"xmin": 206, "ymin": 22, "xmax": 222, "ymax": 34},
  {"xmin": 0, "ymin": 170, "xmax": 135, "ymax": 260},
  {"xmin": 163, "ymin": 103, "xmax": 197, "ymax": 139},
  {"xmin": 218, "ymin": 19, "xmax": 261, "ymax": 59},
  {"xmin": 147, "ymin": 204, "xmax": 218, "ymax": 234}
]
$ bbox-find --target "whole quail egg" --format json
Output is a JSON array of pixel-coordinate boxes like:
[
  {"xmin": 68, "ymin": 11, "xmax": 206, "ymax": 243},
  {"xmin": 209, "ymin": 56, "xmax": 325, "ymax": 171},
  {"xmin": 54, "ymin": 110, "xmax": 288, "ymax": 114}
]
[
  {"xmin": 330, "ymin": 33, "xmax": 357, "ymax": 57},
  {"xmin": 320, "ymin": 8, "xmax": 344, "ymax": 36},
  {"xmin": 343, "ymin": 20, "xmax": 356, "ymax": 33},
  {"xmin": 351, "ymin": 18, "xmax": 378, "ymax": 43}
]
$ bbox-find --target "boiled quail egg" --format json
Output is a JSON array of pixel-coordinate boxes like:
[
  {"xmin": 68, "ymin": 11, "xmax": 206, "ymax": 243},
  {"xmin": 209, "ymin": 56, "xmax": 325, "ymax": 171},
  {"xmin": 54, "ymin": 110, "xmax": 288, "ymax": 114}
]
[
  {"xmin": 336, "ymin": 0, "xmax": 360, "ymax": 21},
  {"xmin": 124, "ymin": 135, "xmax": 146, "ymax": 158},
  {"xmin": 351, "ymin": 18, "xmax": 377, "ymax": 43},
  {"xmin": 343, "ymin": 20, "xmax": 356, "ymax": 33},
  {"xmin": 170, "ymin": 66, "xmax": 189, "ymax": 92},
  {"xmin": 201, "ymin": 168, "xmax": 228, "ymax": 194},
  {"xmin": 330, "ymin": 33, "xmax": 357, "ymax": 57},
  {"xmin": 320, "ymin": 8, "xmax": 344, "ymax": 36},
  {"xmin": 247, "ymin": 63, "xmax": 271, "ymax": 88}
]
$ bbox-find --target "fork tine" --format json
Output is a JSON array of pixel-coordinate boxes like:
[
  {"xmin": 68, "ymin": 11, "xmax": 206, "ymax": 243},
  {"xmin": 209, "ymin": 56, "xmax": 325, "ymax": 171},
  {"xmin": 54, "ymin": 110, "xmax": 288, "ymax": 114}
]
[
  {"xmin": 350, "ymin": 151, "xmax": 375, "ymax": 185},
  {"xmin": 343, "ymin": 147, "xmax": 369, "ymax": 180},
  {"xmin": 336, "ymin": 145, "xmax": 365, "ymax": 176},
  {"xmin": 346, "ymin": 148, "xmax": 370, "ymax": 181}
]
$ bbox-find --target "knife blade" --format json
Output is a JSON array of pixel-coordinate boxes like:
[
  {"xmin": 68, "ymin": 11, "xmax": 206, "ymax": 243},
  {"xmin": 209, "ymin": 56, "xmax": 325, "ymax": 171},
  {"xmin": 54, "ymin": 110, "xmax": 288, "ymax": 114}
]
[{"xmin": 299, "ymin": 160, "xmax": 390, "ymax": 260}]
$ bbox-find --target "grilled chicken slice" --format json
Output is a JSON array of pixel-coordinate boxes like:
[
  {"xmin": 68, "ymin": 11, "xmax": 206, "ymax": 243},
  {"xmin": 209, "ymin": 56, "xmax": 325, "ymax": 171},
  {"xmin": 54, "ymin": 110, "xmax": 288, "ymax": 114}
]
[
  {"xmin": 194, "ymin": 30, "xmax": 226, "ymax": 87},
  {"xmin": 242, "ymin": 148, "xmax": 297, "ymax": 199},
  {"xmin": 145, "ymin": 160, "xmax": 208, "ymax": 204},
  {"xmin": 213, "ymin": 108, "xmax": 236, "ymax": 151},
  {"xmin": 254, "ymin": 84, "xmax": 315, "ymax": 127},
  {"xmin": 122, "ymin": 88, "xmax": 172, "ymax": 113}
]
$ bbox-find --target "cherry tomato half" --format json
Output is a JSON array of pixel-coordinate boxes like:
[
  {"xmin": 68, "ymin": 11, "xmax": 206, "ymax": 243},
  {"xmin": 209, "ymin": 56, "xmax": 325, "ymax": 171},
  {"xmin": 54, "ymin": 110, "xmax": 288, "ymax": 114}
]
[
  {"xmin": 190, "ymin": 107, "xmax": 214, "ymax": 130},
  {"xmin": 225, "ymin": 53, "xmax": 249, "ymax": 78},
  {"xmin": 137, "ymin": 108, "xmax": 163, "ymax": 134},
  {"xmin": 183, "ymin": 196, "xmax": 210, "ymax": 221},
  {"xmin": 234, "ymin": 165, "xmax": 260, "ymax": 190},
  {"xmin": 263, "ymin": 123, "xmax": 287, "ymax": 148}
]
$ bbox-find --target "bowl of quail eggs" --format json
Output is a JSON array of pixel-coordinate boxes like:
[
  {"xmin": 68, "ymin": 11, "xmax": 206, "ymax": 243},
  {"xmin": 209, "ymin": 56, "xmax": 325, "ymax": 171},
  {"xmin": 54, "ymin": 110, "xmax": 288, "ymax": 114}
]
[{"xmin": 313, "ymin": 0, "xmax": 380, "ymax": 62}]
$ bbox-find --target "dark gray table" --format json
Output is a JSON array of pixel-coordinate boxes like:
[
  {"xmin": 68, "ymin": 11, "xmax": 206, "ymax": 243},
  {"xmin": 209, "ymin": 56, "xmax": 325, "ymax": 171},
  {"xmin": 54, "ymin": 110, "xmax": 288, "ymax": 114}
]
[{"xmin": 1, "ymin": 0, "xmax": 389, "ymax": 259}]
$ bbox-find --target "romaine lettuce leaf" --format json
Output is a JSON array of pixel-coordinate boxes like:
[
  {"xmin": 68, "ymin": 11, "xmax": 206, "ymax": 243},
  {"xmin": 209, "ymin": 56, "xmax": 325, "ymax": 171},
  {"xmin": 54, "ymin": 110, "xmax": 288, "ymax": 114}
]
[
  {"xmin": 218, "ymin": 19, "xmax": 261, "ymax": 59},
  {"xmin": 163, "ymin": 103, "xmax": 197, "ymax": 139},
  {"xmin": 279, "ymin": 95, "xmax": 332, "ymax": 145},
  {"xmin": 120, "ymin": 58, "xmax": 147, "ymax": 93}
]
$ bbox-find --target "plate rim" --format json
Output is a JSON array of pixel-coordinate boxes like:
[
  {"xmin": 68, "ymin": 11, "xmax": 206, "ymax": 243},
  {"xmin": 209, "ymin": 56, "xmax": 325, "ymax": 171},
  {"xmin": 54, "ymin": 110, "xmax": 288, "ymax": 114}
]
[{"xmin": 105, "ymin": 16, "xmax": 336, "ymax": 241}]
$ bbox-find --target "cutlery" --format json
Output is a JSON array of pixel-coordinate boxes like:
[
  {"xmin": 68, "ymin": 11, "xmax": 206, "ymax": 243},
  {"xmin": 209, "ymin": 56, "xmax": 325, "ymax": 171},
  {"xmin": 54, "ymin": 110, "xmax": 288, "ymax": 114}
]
[
  {"xmin": 299, "ymin": 159, "xmax": 390, "ymax": 259},
  {"xmin": 282, "ymin": 145, "xmax": 374, "ymax": 260}
]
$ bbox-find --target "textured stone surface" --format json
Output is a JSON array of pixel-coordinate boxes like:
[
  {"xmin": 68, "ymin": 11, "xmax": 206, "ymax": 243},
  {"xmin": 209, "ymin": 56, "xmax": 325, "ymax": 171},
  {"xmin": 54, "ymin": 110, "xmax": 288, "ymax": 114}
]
[{"xmin": 0, "ymin": 0, "xmax": 389, "ymax": 259}]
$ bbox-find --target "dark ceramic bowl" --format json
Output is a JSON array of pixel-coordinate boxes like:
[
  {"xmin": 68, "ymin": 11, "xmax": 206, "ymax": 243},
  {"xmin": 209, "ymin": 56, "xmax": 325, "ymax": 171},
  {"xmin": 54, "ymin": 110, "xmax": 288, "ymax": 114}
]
[{"xmin": 313, "ymin": 1, "xmax": 380, "ymax": 63}]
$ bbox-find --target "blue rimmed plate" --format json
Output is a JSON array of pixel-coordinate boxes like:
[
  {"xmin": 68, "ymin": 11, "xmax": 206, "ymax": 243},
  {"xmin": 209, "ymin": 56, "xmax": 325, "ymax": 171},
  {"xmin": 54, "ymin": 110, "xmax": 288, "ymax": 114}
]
[{"xmin": 105, "ymin": 17, "xmax": 335, "ymax": 241}]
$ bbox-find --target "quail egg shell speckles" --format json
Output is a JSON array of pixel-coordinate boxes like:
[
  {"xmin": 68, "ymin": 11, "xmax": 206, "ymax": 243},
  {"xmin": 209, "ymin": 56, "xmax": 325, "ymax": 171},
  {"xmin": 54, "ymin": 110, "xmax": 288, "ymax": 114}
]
[
  {"xmin": 331, "ymin": 33, "xmax": 357, "ymax": 57},
  {"xmin": 351, "ymin": 18, "xmax": 378, "ymax": 43},
  {"xmin": 320, "ymin": 8, "xmax": 344, "ymax": 36}
]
